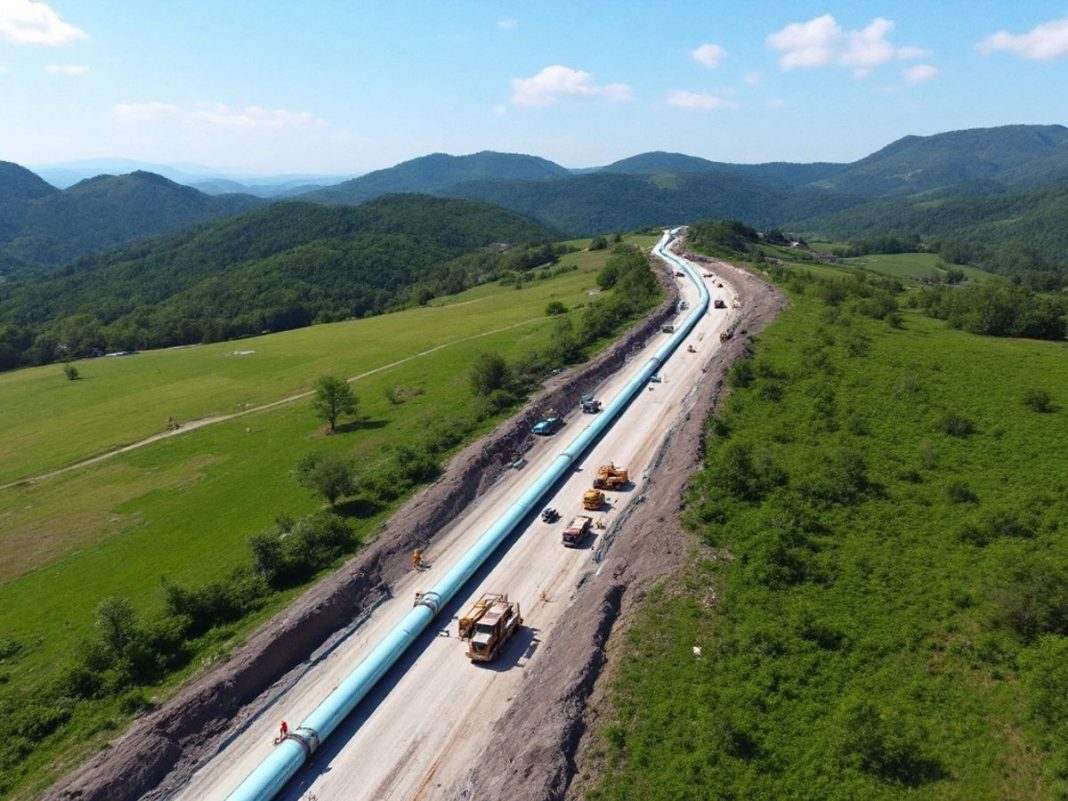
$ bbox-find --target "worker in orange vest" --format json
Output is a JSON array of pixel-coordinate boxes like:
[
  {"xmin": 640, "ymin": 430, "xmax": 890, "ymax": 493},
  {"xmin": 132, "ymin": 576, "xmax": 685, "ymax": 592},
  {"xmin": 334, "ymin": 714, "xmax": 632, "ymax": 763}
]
[{"xmin": 412, "ymin": 548, "xmax": 423, "ymax": 570}]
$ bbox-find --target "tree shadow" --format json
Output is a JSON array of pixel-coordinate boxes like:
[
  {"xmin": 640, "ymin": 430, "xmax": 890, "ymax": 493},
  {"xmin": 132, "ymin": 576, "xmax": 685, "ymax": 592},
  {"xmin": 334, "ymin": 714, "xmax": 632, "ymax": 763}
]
[
  {"xmin": 333, "ymin": 496, "xmax": 386, "ymax": 519},
  {"xmin": 334, "ymin": 418, "xmax": 389, "ymax": 434}
]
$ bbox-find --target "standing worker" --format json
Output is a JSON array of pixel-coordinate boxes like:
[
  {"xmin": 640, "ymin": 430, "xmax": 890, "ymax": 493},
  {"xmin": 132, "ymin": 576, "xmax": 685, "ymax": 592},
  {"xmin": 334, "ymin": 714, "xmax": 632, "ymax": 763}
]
[
  {"xmin": 412, "ymin": 548, "xmax": 423, "ymax": 570},
  {"xmin": 275, "ymin": 720, "xmax": 288, "ymax": 745}
]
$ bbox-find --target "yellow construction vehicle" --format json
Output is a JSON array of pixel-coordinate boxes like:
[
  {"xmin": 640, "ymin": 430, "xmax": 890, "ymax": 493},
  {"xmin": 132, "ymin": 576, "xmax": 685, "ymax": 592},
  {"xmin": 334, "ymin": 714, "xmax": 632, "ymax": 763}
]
[
  {"xmin": 592, "ymin": 463, "xmax": 629, "ymax": 490},
  {"xmin": 457, "ymin": 592, "xmax": 522, "ymax": 662},
  {"xmin": 583, "ymin": 489, "xmax": 606, "ymax": 510}
]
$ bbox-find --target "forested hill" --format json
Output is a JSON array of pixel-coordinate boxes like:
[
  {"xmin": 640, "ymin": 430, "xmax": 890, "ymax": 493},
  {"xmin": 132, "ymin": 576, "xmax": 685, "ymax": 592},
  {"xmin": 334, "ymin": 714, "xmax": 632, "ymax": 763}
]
[
  {"xmin": 796, "ymin": 177, "xmax": 1068, "ymax": 283},
  {"xmin": 0, "ymin": 195, "xmax": 555, "ymax": 369},
  {"xmin": 305, "ymin": 151, "xmax": 570, "ymax": 206},
  {"xmin": 812, "ymin": 124, "xmax": 1068, "ymax": 198},
  {"xmin": 446, "ymin": 171, "xmax": 856, "ymax": 236},
  {"xmin": 598, "ymin": 152, "xmax": 845, "ymax": 186},
  {"xmin": 0, "ymin": 171, "xmax": 263, "ymax": 269},
  {"xmin": 0, "ymin": 161, "xmax": 59, "ymax": 241}
]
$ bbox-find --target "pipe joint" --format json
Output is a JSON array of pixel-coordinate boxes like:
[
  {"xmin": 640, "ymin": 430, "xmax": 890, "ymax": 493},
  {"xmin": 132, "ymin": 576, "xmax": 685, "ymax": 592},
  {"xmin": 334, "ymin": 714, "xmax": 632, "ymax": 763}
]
[{"xmin": 413, "ymin": 590, "xmax": 443, "ymax": 615}]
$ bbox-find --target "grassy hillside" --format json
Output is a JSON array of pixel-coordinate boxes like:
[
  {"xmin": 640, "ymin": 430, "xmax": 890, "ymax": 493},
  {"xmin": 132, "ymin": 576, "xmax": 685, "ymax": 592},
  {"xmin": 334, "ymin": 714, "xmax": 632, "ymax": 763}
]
[
  {"xmin": 0, "ymin": 237, "xmax": 658, "ymax": 798},
  {"xmin": 585, "ymin": 269, "xmax": 1068, "ymax": 800},
  {"xmin": 0, "ymin": 171, "xmax": 261, "ymax": 267},
  {"xmin": 0, "ymin": 195, "xmax": 556, "ymax": 368},
  {"xmin": 795, "ymin": 178, "xmax": 1068, "ymax": 283}
]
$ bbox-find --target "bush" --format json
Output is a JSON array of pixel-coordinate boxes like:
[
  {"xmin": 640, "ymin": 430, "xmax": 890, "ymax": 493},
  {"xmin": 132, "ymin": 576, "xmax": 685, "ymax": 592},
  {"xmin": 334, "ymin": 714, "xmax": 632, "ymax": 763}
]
[
  {"xmin": 992, "ymin": 558, "xmax": 1068, "ymax": 640},
  {"xmin": 937, "ymin": 411, "xmax": 975, "ymax": 437},
  {"xmin": 545, "ymin": 300, "xmax": 567, "ymax": 316},
  {"xmin": 297, "ymin": 453, "xmax": 358, "ymax": 506},
  {"xmin": 1024, "ymin": 388, "xmax": 1053, "ymax": 413},
  {"xmin": 469, "ymin": 352, "xmax": 512, "ymax": 396},
  {"xmin": 946, "ymin": 481, "xmax": 978, "ymax": 504}
]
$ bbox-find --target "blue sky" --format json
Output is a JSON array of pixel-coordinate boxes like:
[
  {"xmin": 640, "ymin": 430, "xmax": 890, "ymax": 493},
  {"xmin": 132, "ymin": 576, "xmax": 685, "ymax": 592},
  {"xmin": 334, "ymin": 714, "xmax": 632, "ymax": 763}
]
[{"xmin": 1, "ymin": 0, "xmax": 1067, "ymax": 175}]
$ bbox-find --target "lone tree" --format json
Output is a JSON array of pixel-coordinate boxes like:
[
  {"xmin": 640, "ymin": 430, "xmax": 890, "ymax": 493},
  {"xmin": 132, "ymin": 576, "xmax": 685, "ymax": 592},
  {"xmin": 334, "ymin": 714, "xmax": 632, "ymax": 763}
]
[
  {"xmin": 63, "ymin": 362, "xmax": 80, "ymax": 381},
  {"xmin": 470, "ymin": 352, "xmax": 511, "ymax": 396},
  {"xmin": 297, "ymin": 453, "xmax": 358, "ymax": 507},
  {"xmin": 312, "ymin": 375, "xmax": 358, "ymax": 432}
]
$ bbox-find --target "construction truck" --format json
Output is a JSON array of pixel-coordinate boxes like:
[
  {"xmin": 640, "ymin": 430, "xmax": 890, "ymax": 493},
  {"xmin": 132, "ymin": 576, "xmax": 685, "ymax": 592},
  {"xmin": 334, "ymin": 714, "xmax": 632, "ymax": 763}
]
[
  {"xmin": 563, "ymin": 515, "xmax": 593, "ymax": 546},
  {"xmin": 593, "ymin": 463, "xmax": 629, "ymax": 490},
  {"xmin": 458, "ymin": 592, "xmax": 522, "ymax": 662},
  {"xmin": 714, "ymin": 298, "xmax": 727, "ymax": 309},
  {"xmin": 583, "ymin": 489, "xmax": 606, "ymax": 510}
]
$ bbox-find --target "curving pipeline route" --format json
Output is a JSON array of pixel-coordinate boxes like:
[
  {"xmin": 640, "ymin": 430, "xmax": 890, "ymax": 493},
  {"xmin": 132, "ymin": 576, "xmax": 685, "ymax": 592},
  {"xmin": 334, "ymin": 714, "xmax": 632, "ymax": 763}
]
[{"xmin": 188, "ymin": 229, "xmax": 719, "ymax": 801}]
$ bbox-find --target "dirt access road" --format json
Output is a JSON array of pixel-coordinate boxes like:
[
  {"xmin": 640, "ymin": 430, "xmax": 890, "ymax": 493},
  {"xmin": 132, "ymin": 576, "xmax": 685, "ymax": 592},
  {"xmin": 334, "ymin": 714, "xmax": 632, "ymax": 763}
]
[{"xmin": 163, "ymin": 244, "xmax": 737, "ymax": 801}]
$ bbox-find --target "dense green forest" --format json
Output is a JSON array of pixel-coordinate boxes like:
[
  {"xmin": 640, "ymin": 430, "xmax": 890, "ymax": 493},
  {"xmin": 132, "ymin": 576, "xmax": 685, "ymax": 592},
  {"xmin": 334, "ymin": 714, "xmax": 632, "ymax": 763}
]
[
  {"xmin": 0, "ymin": 195, "xmax": 556, "ymax": 370},
  {"xmin": 0, "ymin": 170, "xmax": 261, "ymax": 269},
  {"xmin": 588, "ymin": 266, "xmax": 1068, "ymax": 801}
]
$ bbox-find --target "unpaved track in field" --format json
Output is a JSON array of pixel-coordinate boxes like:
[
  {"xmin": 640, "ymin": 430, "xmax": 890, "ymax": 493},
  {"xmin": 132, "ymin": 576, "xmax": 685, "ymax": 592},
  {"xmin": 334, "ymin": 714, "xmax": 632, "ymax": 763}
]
[
  {"xmin": 1, "ymin": 316, "xmax": 543, "ymax": 491},
  {"xmin": 167, "ymin": 247, "xmax": 739, "ymax": 801}
]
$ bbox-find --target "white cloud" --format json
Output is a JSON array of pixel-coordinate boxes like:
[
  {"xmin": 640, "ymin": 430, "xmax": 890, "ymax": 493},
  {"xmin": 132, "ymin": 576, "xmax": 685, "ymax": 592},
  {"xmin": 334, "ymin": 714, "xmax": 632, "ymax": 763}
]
[
  {"xmin": 744, "ymin": 70, "xmax": 763, "ymax": 86},
  {"xmin": 510, "ymin": 65, "xmax": 632, "ymax": 107},
  {"xmin": 492, "ymin": 103, "xmax": 507, "ymax": 116},
  {"xmin": 767, "ymin": 14, "xmax": 923, "ymax": 75},
  {"xmin": 497, "ymin": 19, "xmax": 518, "ymax": 30},
  {"xmin": 114, "ymin": 101, "xmax": 327, "ymax": 131},
  {"xmin": 45, "ymin": 63, "xmax": 88, "ymax": 76},
  {"xmin": 691, "ymin": 43, "xmax": 726, "ymax": 69},
  {"xmin": 664, "ymin": 90, "xmax": 739, "ymax": 111},
  {"xmin": 903, "ymin": 63, "xmax": 938, "ymax": 84},
  {"xmin": 0, "ymin": 0, "xmax": 86, "ymax": 45},
  {"xmin": 977, "ymin": 15, "xmax": 1068, "ymax": 60},
  {"xmin": 765, "ymin": 97, "xmax": 786, "ymax": 109}
]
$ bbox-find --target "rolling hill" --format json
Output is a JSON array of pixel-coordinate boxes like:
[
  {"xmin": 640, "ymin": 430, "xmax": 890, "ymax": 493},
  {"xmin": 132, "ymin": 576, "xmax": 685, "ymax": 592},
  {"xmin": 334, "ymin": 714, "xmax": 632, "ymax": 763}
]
[
  {"xmin": 811, "ymin": 124, "xmax": 1068, "ymax": 198},
  {"xmin": 0, "ymin": 194, "xmax": 555, "ymax": 367},
  {"xmin": 0, "ymin": 171, "xmax": 263, "ymax": 268},
  {"xmin": 599, "ymin": 151, "xmax": 845, "ymax": 187},
  {"xmin": 305, "ymin": 151, "xmax": 570, "ymax": 205},
  {"xmin": 0, "ymin": 161, "xmax": 59, "ymax": 241}
]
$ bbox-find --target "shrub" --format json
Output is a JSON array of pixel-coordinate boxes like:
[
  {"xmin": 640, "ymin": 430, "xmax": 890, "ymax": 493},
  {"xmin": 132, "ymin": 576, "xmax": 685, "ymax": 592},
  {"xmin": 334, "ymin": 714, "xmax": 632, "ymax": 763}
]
[
  {"xmin": 545, "ymin": 300, "xmax": 567, "ymax": 316},
  {"xmin": 992, "ymin": 558, "xmax": 1068, "ymax": 640},
  {"xmin": 946, "ymin": 481, "xmax": 978, "ymax": 504},
  {"xmin": 937, "ymin": 411, "xmax": 975, "ymax": 437},
  {"xmin": 1024, "ymin": 388, "xmax": 1053, "ymax": 413}
]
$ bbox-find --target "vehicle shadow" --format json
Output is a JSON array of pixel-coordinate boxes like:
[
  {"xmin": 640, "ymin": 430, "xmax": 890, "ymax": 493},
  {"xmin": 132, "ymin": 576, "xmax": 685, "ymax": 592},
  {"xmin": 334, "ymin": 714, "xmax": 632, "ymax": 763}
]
[{"xmin": 474, "ymin": 625, "xmax": 541, "ymax": 672}]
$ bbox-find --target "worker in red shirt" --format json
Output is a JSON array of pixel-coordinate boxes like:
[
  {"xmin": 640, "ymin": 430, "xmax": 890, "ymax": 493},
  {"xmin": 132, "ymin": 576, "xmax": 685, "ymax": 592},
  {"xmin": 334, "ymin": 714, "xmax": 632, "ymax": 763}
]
[{"xmin": 277, "ymin": 720, "xmax": 288, "ymax": 743}]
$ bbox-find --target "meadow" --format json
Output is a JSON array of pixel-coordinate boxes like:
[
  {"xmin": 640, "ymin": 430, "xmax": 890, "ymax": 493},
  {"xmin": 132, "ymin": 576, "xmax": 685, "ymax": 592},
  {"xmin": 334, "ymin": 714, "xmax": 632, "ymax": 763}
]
[
  {"xmin": 843, "ymin": 251, "xmax": 992, "ymax": 283},
  {"xmin": 0, "ymin": 237, "xmax": 656, "ymax": 797},
  {"xmin": 586, "ymin": 271, "xmax": 1068, "ymax": 800}
]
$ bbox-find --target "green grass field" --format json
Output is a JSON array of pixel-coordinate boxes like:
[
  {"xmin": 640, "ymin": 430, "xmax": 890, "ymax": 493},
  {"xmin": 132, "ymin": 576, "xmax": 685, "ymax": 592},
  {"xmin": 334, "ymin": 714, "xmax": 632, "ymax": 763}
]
[
  {"xmin": 0, "ymin": 239, "xmax": 655, "ymax": 798},
  {"xmin": 844, "ymin": 252, "xmax": 992, "ymax": 283},
  {"xmin": 586, "ymin": 275, "xmax": 1068, "ymax": 800}
]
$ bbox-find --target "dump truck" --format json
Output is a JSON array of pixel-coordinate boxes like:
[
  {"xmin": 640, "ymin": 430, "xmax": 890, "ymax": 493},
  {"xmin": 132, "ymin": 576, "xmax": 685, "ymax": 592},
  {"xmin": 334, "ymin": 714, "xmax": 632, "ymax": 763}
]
[
  {"xmin": 563, "ymin": 514, "xmax": 593, "ymax": 546},
  {"xmin": 583, "ymin": 489, "xmax": 606, "ymax": 510},
  {"xmin": 532, "ymin": 416, "xmax": 561, "ymax": 436},
  {"xmin": 593, "ymin": 463, "xmax": 629, "ymax": 490},
  {"xmin": 458, "ymin": 592, "xmax": 522, "ymax": 662}
]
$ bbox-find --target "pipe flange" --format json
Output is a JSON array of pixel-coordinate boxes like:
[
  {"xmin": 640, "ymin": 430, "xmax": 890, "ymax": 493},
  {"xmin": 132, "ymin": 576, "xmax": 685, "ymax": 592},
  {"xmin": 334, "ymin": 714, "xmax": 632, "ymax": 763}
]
[{"xmin": 294, "ymin": 726, "xmax": 320, "ymax": 754}]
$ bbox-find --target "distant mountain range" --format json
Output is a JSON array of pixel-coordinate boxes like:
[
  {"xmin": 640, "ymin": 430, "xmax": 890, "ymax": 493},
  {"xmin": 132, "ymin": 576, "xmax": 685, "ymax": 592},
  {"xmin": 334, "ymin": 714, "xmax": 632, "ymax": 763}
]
[{"xmin": 4, "ymin": 122, "xmax": 1068, "ymax": 276}]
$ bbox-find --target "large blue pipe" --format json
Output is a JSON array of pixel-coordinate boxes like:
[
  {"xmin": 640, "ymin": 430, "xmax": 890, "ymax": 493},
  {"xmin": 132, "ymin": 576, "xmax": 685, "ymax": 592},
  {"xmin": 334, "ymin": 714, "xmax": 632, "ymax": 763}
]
[{"xmin": 223, "ymin": 229, "xmax": 710, "ymax": 800}]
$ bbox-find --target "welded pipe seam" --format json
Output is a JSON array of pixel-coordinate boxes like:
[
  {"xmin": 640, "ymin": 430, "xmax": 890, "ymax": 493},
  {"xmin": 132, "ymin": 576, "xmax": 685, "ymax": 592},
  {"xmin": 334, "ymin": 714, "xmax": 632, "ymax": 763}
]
[{"xmin": 223, "ymin": 228, "xmax": 710, "ymax": 801}]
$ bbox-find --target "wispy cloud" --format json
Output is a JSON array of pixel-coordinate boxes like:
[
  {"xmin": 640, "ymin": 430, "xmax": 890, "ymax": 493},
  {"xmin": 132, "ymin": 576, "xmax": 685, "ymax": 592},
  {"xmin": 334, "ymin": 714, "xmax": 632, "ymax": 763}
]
[
  {"xmin": 977, "ymin": 15, "xmax": 1068, "ymax": 60},
  {"xmin": 691, "ymin": 43, "xmax": 726, "ymax": 69},
  {"xmin": 744, "ymin": 70, "xmax": 763, "ymax": 86},
  {"xmin": 903, "ymin": 64, "xmax": 938, "ymax": 84},
  {"xmin": 114, "ymin": 101, "xmax": 327, "ymax": 131},
  {"xmin": 497, "ymin": 19, "xmax": 518, "ymax": 30},
  {"xmin": 0, "ymin": 0, "xmax": 86, "ymax": 45},
  {"xmin": 45, "ymin": 63, "xmax": 88, "ymax": 76},
  {"xmin": 511, "ymin": 65, "xmax": 631, "ymax": 107},
  {"xmin": 767, "ymin": 14, "xmax": 923, "ymax": 76},
  {"xmin": 664, "ymin": 90, "xmax": 738, "ymax": 111},
  {"xmin": 765, "ymin": 97, "xmax": 786, "ymax": 109}
]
